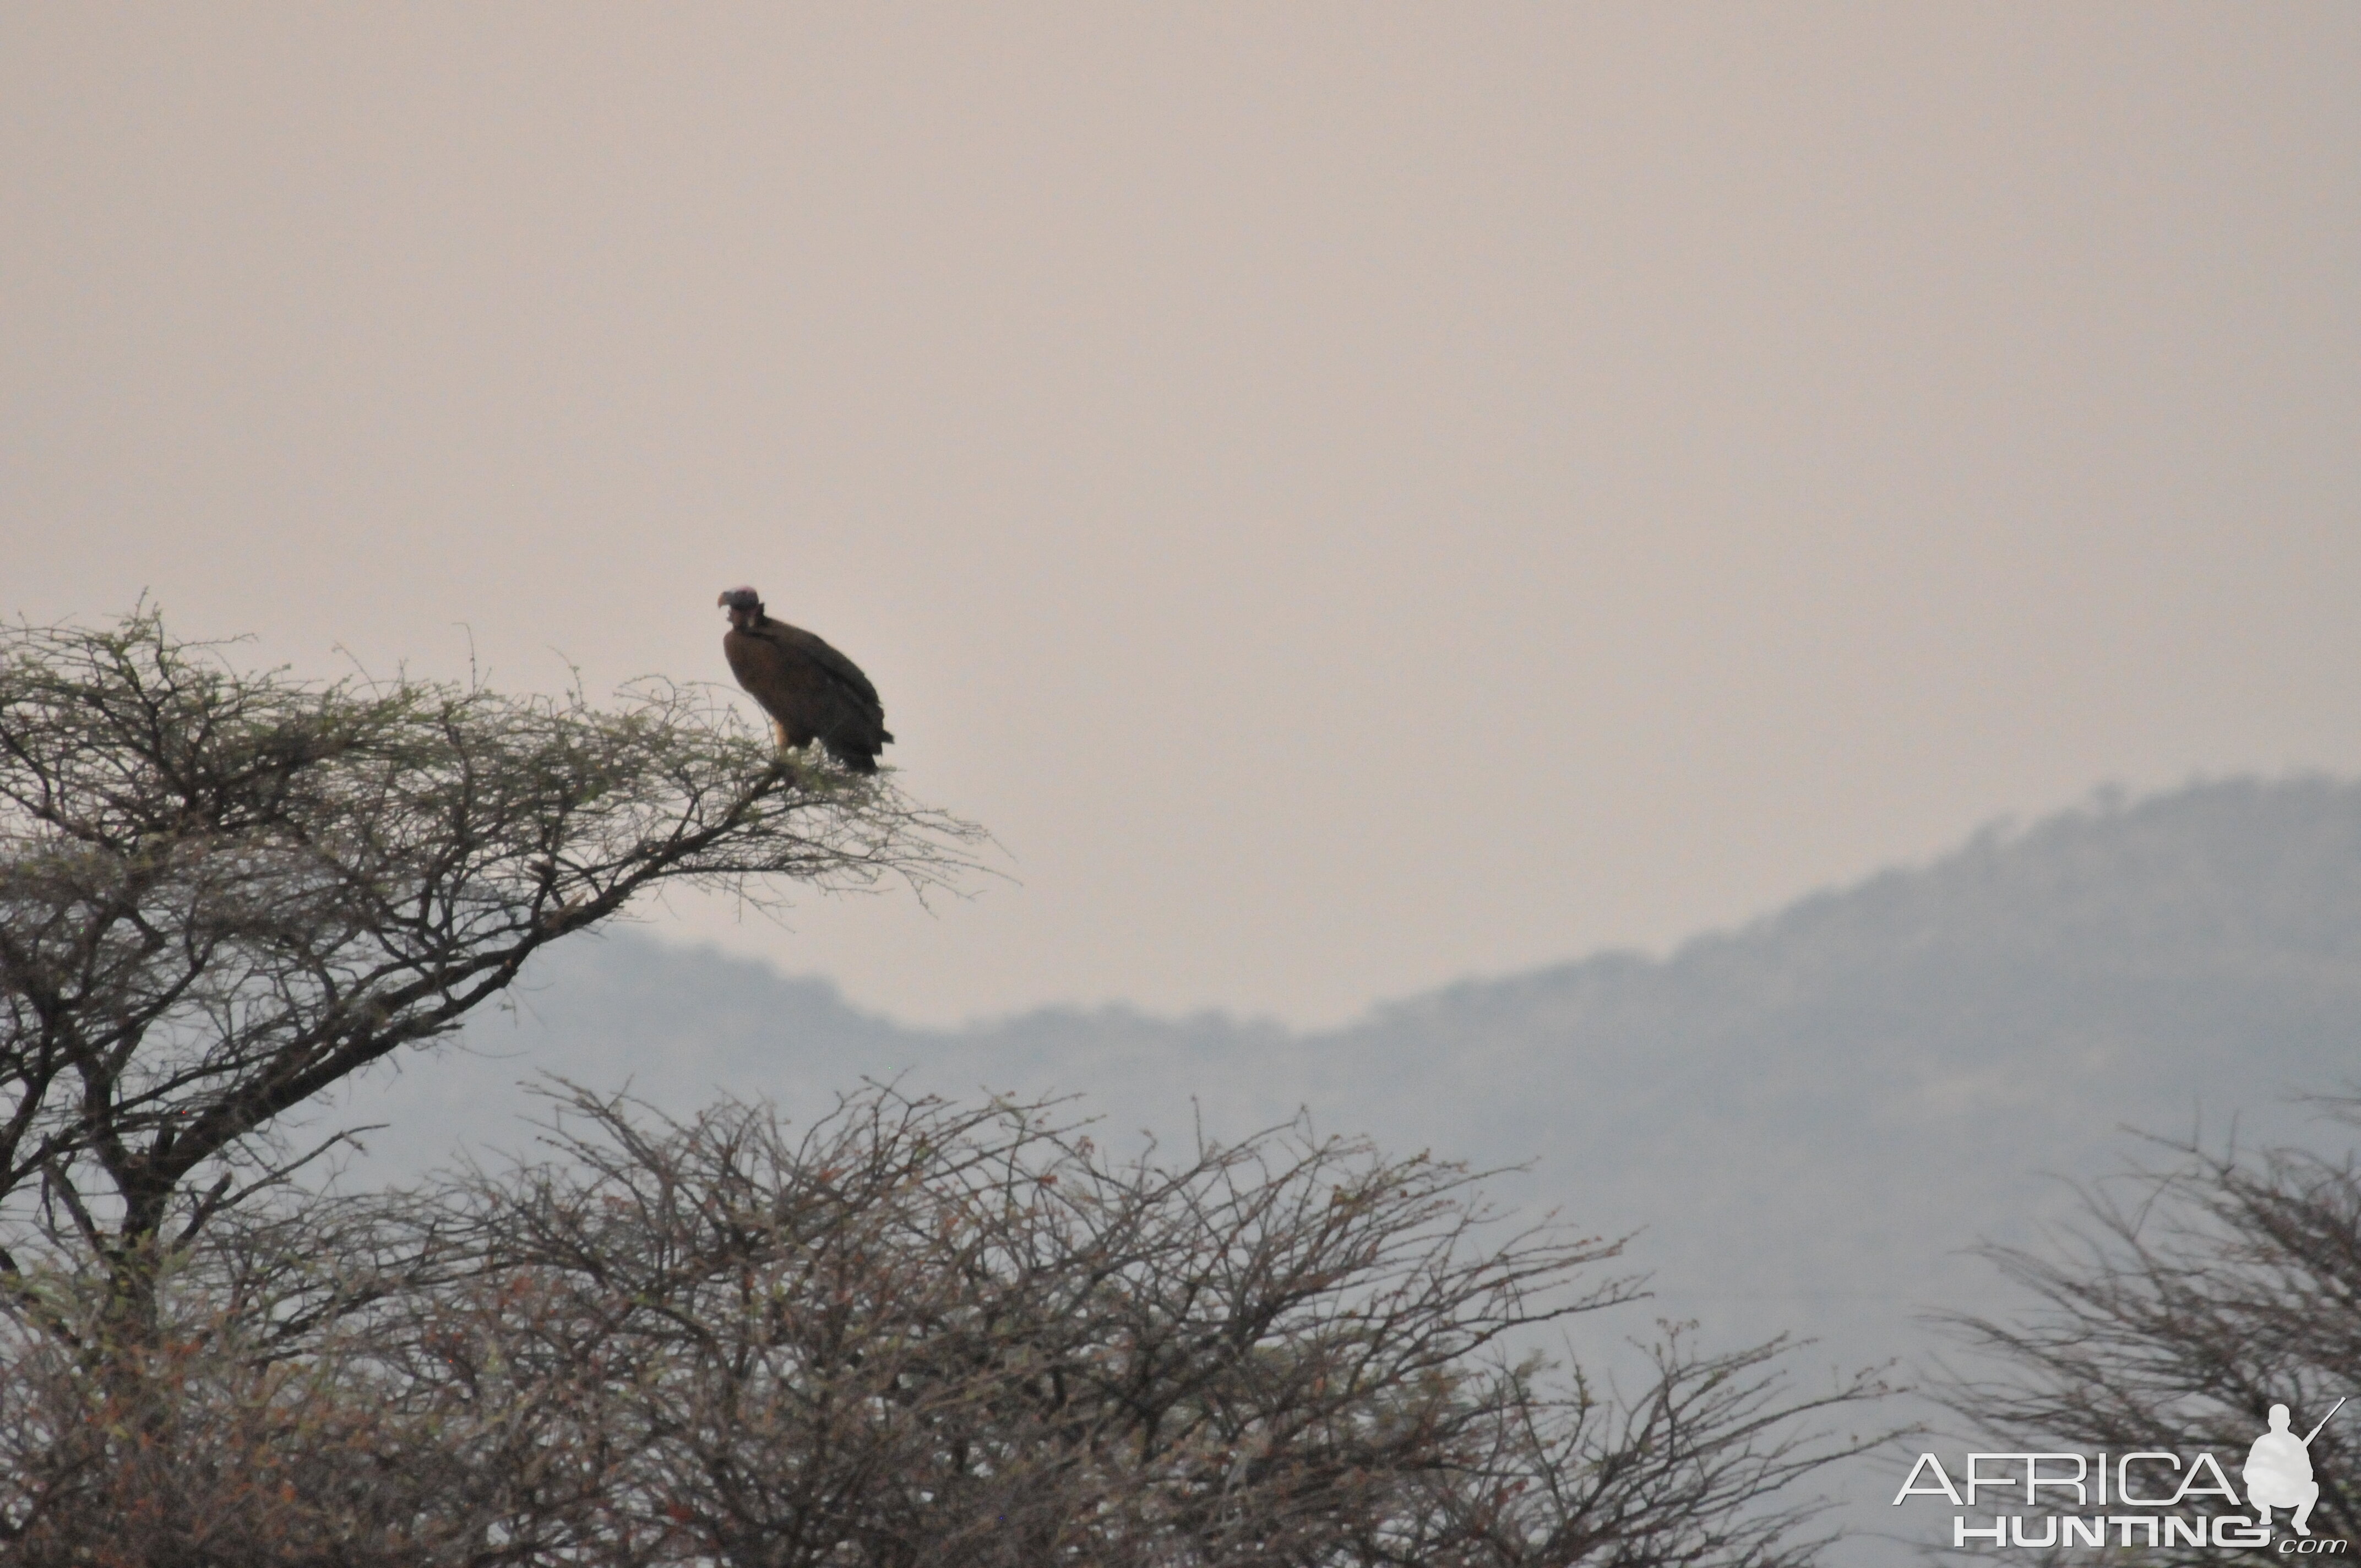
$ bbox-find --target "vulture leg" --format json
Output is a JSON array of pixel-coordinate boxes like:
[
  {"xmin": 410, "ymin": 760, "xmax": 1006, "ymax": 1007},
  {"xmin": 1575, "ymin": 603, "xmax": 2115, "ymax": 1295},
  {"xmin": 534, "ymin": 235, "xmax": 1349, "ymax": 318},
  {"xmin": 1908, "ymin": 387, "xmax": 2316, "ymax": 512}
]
[{"xmin": 765, "ymin": 719, "xmax": 818, "ymax": 786}]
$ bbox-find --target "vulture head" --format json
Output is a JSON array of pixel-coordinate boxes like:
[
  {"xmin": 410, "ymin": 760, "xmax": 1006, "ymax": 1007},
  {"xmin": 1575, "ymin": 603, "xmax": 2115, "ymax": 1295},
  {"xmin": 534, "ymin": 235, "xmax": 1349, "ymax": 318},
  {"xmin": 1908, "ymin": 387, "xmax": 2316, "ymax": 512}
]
[{"xmin": 717, "ymin": 585, "xmax": 764, "ymax": 628}]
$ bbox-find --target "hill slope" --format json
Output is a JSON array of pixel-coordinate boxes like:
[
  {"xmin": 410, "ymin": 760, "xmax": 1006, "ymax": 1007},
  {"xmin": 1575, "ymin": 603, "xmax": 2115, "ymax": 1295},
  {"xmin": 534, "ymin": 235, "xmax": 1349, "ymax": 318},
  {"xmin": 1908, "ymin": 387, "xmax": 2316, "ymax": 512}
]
[{"xmin": 325, "ymin": 776, "xmax": 2361, "ymax": 1547}]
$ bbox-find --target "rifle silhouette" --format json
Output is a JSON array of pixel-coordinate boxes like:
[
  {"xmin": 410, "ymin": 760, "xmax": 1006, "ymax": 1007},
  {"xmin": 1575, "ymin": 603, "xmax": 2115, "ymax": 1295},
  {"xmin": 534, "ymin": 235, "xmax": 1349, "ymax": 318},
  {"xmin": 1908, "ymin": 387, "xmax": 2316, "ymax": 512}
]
[{"xmin": 2303, "ymin": 1397, "xmax": 2347, "ymax": 1446}]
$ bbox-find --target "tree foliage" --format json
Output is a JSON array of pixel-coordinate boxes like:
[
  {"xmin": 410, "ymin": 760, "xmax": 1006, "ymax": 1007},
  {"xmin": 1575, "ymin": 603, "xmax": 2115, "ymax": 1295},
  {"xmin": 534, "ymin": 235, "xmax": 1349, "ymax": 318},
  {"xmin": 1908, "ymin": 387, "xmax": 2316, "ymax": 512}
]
[
  {"xmin": 1940, "ymin": 1102, "xmax": 2361, "ymax": 1560},
  {"xmin": 3, "ymin": 1085, "xmax": 1881, "ymax": 1566},
  {"xmin": 0, "ymin": 609, "xmax": 980, "ymax": 1317},
  {"xmin": 1, "ymin": 611, "xmax": 1883, "ymax": 1565}
]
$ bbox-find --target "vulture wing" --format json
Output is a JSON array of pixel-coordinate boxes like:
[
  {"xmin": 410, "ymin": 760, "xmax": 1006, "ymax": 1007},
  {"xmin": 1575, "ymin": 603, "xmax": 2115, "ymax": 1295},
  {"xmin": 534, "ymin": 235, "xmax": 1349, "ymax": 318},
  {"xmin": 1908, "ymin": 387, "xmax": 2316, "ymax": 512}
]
[{"xmin": 723, "ymin": 616, "xmax": 894, "ymax": 772}]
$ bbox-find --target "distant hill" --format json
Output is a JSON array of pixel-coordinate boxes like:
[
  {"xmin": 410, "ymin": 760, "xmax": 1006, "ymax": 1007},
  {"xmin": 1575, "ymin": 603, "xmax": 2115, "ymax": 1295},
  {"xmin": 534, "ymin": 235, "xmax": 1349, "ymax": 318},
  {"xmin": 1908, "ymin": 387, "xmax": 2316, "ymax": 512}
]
[{"xmin": 320, "ymin": 776, "xmax": 2361, "ymax": 1556}]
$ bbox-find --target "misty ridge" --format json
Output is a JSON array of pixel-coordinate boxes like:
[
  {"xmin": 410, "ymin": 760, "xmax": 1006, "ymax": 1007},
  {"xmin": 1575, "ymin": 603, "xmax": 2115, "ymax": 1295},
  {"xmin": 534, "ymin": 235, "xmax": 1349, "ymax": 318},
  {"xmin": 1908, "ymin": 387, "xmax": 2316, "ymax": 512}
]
[{"xmin": 339, "ymin": 773, "xmax": 2361, "ymax": 1376}]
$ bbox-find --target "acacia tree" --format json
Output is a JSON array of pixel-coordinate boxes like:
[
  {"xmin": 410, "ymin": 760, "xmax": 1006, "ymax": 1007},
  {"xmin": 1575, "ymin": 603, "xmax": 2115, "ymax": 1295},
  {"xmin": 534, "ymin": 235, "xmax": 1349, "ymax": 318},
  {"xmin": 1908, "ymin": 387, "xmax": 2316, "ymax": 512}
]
[
  {"xmin": 0, "ymin": 611, "xmax": 1886, "ymax": 1565},
  {"xmin": 0, "ymin": 1208, "xmax": 485, "ymax": 1565},
  {"xmin": 0, "ymin": 609, "xmax": 980, "ymax": 1330},
  {"xmin": 0, "ymin": 1082, "xmax": 1886, "ymax": 1566},
  {"xmin": 1939, "ymin": 1103, "xmax": 2361, "ymax": 1560}
]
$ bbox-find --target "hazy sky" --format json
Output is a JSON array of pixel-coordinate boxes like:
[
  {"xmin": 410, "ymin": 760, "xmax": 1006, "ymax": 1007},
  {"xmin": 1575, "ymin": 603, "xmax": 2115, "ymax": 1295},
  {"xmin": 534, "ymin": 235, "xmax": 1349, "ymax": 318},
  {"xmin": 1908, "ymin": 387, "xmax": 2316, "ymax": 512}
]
[{"xmin": 7, "ymin": 6, "xmax": 2358, "ymax": 1027}]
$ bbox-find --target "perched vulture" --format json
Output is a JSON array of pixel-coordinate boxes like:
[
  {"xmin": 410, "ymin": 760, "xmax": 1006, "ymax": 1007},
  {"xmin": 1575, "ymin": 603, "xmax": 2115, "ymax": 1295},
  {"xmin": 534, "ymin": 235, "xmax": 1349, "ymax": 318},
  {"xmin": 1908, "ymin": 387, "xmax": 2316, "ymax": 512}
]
[{"xmin": 717, "ymin": 587, "xmax": 894, "ymax": 772}]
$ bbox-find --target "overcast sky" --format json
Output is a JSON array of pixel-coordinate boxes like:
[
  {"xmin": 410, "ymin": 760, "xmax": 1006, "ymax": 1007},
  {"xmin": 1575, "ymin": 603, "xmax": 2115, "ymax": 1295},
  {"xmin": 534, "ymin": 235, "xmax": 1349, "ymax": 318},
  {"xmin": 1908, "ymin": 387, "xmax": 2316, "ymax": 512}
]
[{"xmin": 6, "ymin": 6, "xmax": 2357, "ymax": 1027}]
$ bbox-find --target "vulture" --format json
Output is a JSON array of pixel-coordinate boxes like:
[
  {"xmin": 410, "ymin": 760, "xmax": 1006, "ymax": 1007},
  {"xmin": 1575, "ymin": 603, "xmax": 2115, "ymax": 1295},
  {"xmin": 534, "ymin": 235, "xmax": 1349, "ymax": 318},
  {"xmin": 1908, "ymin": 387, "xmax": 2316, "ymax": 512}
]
[{"xmin": 717, "ymin": 587, "xmax": 894, "ymax": 773}]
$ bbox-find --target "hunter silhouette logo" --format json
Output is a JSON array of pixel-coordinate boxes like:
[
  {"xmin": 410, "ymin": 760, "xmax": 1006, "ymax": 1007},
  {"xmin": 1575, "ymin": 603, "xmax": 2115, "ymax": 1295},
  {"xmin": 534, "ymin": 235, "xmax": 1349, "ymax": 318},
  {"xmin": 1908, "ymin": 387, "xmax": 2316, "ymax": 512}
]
[{"xmin": 2247, "ymin": 1398, "xmax": 2342, "ymax": 1538}]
